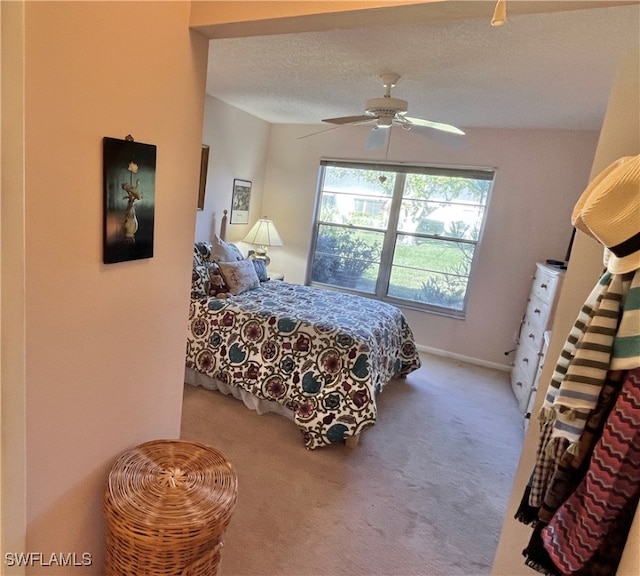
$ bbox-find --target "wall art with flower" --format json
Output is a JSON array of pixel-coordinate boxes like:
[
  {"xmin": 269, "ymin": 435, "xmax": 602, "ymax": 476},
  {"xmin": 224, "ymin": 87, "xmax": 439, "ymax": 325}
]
[{"xmin": 103, "ymin": 136, "xmax": 156, "ymax": 263}]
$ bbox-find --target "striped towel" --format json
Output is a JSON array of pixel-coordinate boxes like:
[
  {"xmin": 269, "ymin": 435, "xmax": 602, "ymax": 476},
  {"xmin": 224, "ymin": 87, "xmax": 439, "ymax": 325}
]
[
  {"xmin": 549, "ymin": 272, "xmax": 624, "ymax": 445},
  {"xmin": 528, "ymin": 272, "xmax": 612, "ymax": 506},
  {"xmin": 611, "ymin": 270, "xmax": 640, "ymax": 369}
]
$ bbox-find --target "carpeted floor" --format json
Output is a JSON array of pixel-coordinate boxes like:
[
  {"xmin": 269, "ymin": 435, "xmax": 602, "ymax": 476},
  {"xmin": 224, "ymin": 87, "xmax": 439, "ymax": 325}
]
[{"xmin": 180, "ymin": 352, "xmax": 525, "ymax": 576}]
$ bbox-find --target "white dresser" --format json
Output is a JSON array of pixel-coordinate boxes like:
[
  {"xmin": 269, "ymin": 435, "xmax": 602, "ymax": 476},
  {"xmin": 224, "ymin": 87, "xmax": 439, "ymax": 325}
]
[{"xmin": 511, "ymin": 263, "xmax": 565, "ymax": 415}]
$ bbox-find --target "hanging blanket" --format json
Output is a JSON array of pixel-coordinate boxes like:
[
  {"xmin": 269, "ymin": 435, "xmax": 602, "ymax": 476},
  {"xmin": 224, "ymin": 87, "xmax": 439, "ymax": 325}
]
[
  {"xmin": 518, "ymin": 370, "xmax": 626, "ymax": 573},
  {"xmin": 542, "ymin": 367, "xmax": 640, "ymax": 575}
]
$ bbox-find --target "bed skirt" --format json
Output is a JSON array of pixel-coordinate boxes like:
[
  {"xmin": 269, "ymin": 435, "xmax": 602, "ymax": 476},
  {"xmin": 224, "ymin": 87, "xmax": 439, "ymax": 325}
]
[{"xmin": 184, "ymin": 367, "xmax": 294, "ymax": 421}]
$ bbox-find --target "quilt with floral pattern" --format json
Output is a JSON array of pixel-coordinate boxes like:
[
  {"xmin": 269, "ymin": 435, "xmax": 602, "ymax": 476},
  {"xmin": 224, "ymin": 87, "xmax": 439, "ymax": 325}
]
[{"xmin": 186, "ymin": 281, "xmax": 421, "ymax": 449}]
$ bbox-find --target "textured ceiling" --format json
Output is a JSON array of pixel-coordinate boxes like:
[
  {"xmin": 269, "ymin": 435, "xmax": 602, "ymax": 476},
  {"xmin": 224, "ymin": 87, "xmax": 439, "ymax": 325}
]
[{"xmin": 205, "ymin": 1, "xmax": 639, "ymax": 131}]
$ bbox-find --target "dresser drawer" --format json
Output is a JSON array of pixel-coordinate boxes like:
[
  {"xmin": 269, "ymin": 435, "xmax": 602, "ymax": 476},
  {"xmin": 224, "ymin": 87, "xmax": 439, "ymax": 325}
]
[
  {"xmin": 513, "ymin": 339, "xmax": 541, "ymax": 384},
  {"xmin": 511, "ymin": 361, "xmax": 536, "ymax": 413},
  {"xmin": 517, "ymin": 320, "xmax": 546, "ymax": 356},
  {"xmin": 523, "ymin": 294, "xmax": 553, "ymax": 333},
  {"xmin": 531, "ymin": 265, "xmax": 562, "ymax": 305},
  {"xmin": 525, "ymin": 331, "xmax": 552, "ymax": 424}
]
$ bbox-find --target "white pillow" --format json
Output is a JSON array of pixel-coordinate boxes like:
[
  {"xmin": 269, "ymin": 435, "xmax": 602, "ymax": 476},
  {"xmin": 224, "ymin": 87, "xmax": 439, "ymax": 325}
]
[
  {"xmin": 218, "ymin": 260, "xmax": 260, "ymax": 295},
  {"xmin": 211, "ymin": 235, "xmax": 242, "ymax": 262}
]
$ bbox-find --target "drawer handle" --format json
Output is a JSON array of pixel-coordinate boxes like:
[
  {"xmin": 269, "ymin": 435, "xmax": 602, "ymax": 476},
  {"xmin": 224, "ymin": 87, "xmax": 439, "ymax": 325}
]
[
  {"xmin": 528, "ymin": 333, "xmax": 535, "ymax": 339},
  {"xmin": 534, "ymin": 308, "xmax": 541, "ymax": 314},
  {"xmin": 523, "ymin": 358, "xmax": 529, "ymax": 363},
  {"xmin": 516, "ymin": 381, "xmax": 523, "ymax": 387},
  {"xmin": 540, "ymin": 283, "xmax": 548, "ymax": 289}
]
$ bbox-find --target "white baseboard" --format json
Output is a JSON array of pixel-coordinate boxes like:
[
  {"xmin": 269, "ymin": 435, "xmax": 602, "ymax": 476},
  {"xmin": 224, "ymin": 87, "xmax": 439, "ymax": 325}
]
[{"xmin": 416, "ymin": 344, "xmax": 512, "ymax": 373}]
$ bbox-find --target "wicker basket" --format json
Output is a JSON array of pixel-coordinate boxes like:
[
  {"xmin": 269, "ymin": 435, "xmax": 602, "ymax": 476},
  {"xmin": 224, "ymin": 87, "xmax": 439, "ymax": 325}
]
[{"xmin": 104, "ymin": 439, "xmax": 237, "ymax": 576}]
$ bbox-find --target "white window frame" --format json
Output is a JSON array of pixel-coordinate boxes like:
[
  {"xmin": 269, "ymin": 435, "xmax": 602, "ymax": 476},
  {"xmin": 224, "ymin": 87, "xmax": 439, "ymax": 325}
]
[{"xmin": 306, "ymin": 159, "xmax": 495, "ymax": 319}]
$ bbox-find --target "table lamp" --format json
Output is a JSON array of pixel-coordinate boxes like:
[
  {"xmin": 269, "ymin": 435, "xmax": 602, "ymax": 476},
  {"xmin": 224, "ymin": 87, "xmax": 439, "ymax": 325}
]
[{"xmin": 242, "ymin": 217, "xmax": 283, "ymax": 266}]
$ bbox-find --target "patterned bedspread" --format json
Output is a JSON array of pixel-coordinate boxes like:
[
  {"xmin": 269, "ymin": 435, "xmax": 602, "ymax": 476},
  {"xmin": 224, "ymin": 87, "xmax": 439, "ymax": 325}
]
[{"xmin": 186, "ymin": 281, "xmax": 421, "ymax": 449}]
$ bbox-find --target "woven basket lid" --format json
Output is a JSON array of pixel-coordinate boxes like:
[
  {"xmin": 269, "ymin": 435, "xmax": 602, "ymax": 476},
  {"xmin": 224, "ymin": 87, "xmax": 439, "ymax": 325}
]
[{"xmin": 105, "ymin": 439, "xmax": 237, "ymax": 535}]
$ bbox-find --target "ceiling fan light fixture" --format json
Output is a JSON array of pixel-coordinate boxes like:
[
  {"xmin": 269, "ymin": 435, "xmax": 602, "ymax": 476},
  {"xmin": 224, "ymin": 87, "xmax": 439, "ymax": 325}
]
[
  {"xmin": 365, "ymin": 97, "xmax": 408, "ymax": 117},
  {"xmin": 491, "ymin": 0, "xmax": 507, "ymax": 26}
]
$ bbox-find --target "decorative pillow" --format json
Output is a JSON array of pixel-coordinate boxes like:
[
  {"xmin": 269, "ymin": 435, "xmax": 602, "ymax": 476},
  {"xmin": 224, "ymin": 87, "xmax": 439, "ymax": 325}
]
[
  {"xmin": 251, "ymin": 258, "xmax": 269, "ymax": 282},
  {"xmin": 211, "ymin": 235, "xmax": 243, "ymax": 262},
  {"xmin": 218, "ymin": 260, "xmax": 260, "ymax": 295},
  {"xmin": 228, "ymin": 243, "xmax": 245, "ymax": 262}
]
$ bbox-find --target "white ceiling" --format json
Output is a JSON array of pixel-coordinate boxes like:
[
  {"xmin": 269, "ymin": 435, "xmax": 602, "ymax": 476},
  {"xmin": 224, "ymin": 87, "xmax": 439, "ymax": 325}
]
[{"xmin": 205, "ymin": 1, "xmax": 639, "ymax": 131}]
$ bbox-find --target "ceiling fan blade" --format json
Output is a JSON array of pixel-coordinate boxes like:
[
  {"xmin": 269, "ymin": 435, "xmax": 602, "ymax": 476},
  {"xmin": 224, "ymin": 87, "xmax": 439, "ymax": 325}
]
[
  {"xmin": 297, "ymin": 124, "xmax": 350, "ymax": 140},
  {"xmin": 297, "ymin": 118, "xmax": 376, "ymax": 141},
  {"xmin": 367, "ymin": 126, "xmax": 389, "ymax": 150},
  {"xmin": 299, "ymin": 116, "xmax": 377, "ymax": 141},
  {"xmin": 322, "ymin": 115, "xmax": 372, "ymax": 125},
  {"xmin": 409, "ymin": 125, "xmax": 468, "ymax": 150},
  {"xmin": 403, "ymin": 116, "xmax": 465, "ymax": 135}
]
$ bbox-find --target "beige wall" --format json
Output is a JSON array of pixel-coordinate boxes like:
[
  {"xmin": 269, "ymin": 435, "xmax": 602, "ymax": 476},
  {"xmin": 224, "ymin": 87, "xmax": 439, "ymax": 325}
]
[
  {"xmin": 196, "ymin": 95, "xmax": 270, "ymax": 244},
  {"xmin": 492, "ymin": 48, "xmax": 640, "ymax": 576},
  {"xmin": 1, "ymin": 1, "xmax": 28, "ymax": 569},
  {"xmin": 190, "ymin": 0, "xmax": 426, "ymax": 27},
  {"xmin": 190, "ymin": 0, "xmax": 432, "ymax": 38},
  {"xmin": 267, "ymin": 124, "xmax": 599, "ymax": 367},
  {"xmin": 2, "ymin": 1, "xmax": 208, "ymax": 572}
]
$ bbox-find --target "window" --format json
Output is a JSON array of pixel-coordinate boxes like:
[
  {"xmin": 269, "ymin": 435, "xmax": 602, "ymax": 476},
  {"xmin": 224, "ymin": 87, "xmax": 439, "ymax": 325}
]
[{"xmin": 307, "ymin": 160, "xmax": 494, "ymax": 318}]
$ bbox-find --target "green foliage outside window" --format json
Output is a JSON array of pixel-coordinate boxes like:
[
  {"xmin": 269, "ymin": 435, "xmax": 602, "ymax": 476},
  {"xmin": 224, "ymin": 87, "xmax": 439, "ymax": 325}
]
[
  {"xmin": 310, "ymin": 162, "xmax": 493, "ymax": 316},
  {"xmin": 419, "ymin": 266, "xmax": 469, "ymax": 310},
  {"xmin": 311, "ymin": 227, "xmax": 381, "ymax": 289}
]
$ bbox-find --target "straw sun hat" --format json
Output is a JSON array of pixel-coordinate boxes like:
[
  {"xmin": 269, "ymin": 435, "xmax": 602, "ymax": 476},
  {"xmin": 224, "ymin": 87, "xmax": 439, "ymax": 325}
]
[{"xmin": 571, "ymin": 154, "xmax": 640, "ymax": 274}]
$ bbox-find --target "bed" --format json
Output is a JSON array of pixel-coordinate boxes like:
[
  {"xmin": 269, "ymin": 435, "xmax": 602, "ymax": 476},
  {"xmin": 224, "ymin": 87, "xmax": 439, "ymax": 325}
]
[{"xmin": 185, "ymin": 220, "xmax": 421, "ymax": 449}]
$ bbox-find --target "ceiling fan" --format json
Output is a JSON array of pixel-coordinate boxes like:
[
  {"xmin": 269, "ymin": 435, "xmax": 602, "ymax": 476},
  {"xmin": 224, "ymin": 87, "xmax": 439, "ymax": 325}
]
[{"xmin": 300, "ymin": 73, "xmax": 465, "ymax": 149}]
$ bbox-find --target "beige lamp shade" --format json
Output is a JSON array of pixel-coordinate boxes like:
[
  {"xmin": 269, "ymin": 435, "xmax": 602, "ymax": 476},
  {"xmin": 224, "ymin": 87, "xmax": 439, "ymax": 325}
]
[{"xmin": 242, "ymin": 218, "xmax": 283, "ymax": 248}]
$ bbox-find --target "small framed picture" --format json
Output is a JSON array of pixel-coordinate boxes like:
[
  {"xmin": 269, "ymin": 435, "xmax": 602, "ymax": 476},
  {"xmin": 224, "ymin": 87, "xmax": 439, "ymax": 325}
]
[
  {"xmin": 197, "ymin": 144, "xmax": 209, "ymax": 210},
  {"xmin": 103, "ymin": 136, "xmax": 156, "ymax": 264},
  {"xmin": 230, "ymin": 179, "xmax": 252, "ymax": 224}
]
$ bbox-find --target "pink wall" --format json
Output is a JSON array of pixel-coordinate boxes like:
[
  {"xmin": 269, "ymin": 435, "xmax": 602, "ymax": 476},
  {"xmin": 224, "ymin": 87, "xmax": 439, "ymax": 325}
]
[{"xmin": 3, "ymin": 2, "xmax": 208, "ymax": 572}]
